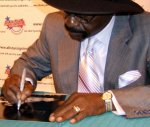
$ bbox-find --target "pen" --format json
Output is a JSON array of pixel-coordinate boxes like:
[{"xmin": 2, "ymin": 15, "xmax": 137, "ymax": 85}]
[{"xmin": 17, "ymin": 68, "xmax": 26, "ymax": 110}]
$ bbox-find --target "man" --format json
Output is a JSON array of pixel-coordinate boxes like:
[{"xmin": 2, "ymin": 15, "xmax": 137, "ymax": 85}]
[{"xmin": 2, "ymin": 0, "xmax": 150, "ymax": 124}]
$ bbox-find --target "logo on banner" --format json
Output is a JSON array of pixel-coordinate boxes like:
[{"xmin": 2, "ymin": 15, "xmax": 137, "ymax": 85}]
[
  {"xmin": 4, "ymin": 16, "xmax": 25, "ymax": 34},
  {"xmin": 5, "ymin": 65, "xmax": 11, "ymax": 75}
]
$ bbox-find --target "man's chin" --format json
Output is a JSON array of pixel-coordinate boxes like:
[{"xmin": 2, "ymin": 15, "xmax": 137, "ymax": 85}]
[{"xmin": 68, "ymin": 32, "xmax": 87, "ymax": 41}]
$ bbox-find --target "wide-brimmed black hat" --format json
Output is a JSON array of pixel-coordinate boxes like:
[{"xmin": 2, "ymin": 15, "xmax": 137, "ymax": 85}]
[{"xmin": 43, "ymin": 0, "xmax": 144, "ymax": 15}]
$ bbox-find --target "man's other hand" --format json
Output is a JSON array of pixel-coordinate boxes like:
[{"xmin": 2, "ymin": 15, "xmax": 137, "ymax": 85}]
[{"xmin": 49, "ymin": 92, "xmax": 106, "ymax": 124}]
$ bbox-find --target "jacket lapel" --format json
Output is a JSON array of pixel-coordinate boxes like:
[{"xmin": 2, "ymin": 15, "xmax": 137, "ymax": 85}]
[
  {"xmin": 58, "ymin": 35, "xmax": 80, "ymax": 93},
  {"xmin": 104, "ymin": 16, "xmax": 132, "ymax": 90}
]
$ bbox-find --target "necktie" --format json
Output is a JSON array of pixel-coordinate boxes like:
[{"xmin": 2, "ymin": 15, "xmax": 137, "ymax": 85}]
[{"xmin": 78, "ymin": 38, "xmax": 103, "ymax": 93}]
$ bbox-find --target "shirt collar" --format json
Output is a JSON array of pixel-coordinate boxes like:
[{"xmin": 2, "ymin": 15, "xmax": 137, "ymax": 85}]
[
  {"xmin": 80, "ymin": 16, "xmax": 116, "ymax": 57},
  {"xmin": 89, "ymin": 16, "xmax": 115, "ymax": 43}
]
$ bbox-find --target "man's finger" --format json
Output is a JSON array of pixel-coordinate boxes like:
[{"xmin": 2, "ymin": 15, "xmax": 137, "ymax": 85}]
[
  {"xmin": 58, "ymin": 101, "xmax": 65, "ymax": 106},
  {"xmin": 62, "ymin": 92, "xmax": 78, "ymax": 105},
  {"xmin": 9, "ymin": 84, "xmax": 20, "ymax": 93},
  {"xmin": 70, "ymin": 111, "xmax": 87, "ymax": 124},
  {"xmin": 50, "ymin": 103, "xmax": 73, "ymax": 118},
  {"xmin": 56, "ymin": 107, "xmax": 79, "ymax": 122},
  {"xmin": 49, "ymin": 102, "xmax": 81, "ymax": 122},
  {"xmin": 5, "ymin": 90, "xmax": 18, "ymax": 104}
]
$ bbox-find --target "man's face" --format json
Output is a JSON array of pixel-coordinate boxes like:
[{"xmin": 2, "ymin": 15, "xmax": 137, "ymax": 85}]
[{"xmin": 64, "ymin": 12, "xmax": 113, "ymax": 41}]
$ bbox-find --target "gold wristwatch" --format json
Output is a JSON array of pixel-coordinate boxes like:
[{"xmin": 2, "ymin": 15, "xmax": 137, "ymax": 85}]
[{"xmin": 102, "ymin": 91, "xmax": 112, "ymax": 111}]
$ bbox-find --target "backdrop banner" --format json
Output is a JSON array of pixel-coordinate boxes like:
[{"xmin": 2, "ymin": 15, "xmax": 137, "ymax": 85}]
[{"xmin": 0, "ymin": 0, "xmax": 149, "ymax": 92}]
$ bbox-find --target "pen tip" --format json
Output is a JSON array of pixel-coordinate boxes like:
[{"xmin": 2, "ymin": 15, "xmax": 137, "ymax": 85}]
[{"xmin": 17, "ymin": 102, "xmax": 21, "ymax": 110}]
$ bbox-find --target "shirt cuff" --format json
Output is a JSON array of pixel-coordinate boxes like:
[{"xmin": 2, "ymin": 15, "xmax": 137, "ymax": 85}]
[
  {"xmin": 109, "ymin": 90, "xmax": 126, "ymax": 115},
  {"xmin": 25, "ymin": 77, "xmax": 34, "ymax": 86}
]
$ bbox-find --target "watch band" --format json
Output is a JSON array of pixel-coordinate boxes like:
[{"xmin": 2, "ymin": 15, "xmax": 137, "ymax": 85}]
[{"xmin": 105, "ymin": 99, "xmax": 112, "ymax": 111}]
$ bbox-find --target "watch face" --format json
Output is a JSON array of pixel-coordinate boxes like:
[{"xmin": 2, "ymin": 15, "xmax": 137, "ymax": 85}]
[{"xmin": 102, "ymin": 92, "xmax": 112, "ymax": 100}]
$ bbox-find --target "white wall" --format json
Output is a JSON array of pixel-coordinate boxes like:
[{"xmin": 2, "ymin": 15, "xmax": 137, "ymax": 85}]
[{"xmin": 134, "ymin": 0, "xmax": 150, "ymax": 11}]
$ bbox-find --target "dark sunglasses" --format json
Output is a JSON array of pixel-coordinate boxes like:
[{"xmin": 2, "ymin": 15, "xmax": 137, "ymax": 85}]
[{"xmin": 64, "ymin": 12, "xmax": 95, "ymax": 24}]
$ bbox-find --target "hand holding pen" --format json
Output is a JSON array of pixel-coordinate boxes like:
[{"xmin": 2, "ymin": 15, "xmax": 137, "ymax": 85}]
[
  {"xmin": 17, "ymin": 68, "xmax": 26, "ymax": 110},
  {"xmin": 2, "ymin": 68, "xmax": 34, "ymax": 106}
]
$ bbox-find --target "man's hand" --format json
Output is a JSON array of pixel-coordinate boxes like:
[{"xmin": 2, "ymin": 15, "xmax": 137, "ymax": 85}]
[
  {"xmin": 49, "ymin": 92, "xmax": 106, "ymax": 124},
  {"xmin": 2, "ymin": 74, "xmax": 34, "ymax": 104}
]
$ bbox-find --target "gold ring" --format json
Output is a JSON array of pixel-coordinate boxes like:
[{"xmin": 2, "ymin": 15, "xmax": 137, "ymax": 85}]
[{"xmin": 73, "ymin": 105, "xmax": 80, "ymax": 113}]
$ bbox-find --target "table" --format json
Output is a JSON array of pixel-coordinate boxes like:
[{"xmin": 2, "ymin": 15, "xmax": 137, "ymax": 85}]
[{"xmin": 0, "ymin": 112, "xmax": 150, "ymax": 127}]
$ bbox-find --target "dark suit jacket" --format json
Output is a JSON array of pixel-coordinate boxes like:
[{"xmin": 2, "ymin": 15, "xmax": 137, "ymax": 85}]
[{"xmin": 11, "ymin": 11, "xmax": 150, "ymax": 118}]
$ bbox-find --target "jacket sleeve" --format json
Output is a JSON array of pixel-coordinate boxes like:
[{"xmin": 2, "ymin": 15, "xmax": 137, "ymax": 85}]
[
  {"xmin": 10, "ymin": 13, "xmax": 52, "ymax": 85},
  {"xmin": 111, "ymin": 14, "xmax": 150, "ymax": 118},
  {"xmin": 111, "ymin": 85, "xmax": 150, "ymax": 118}
]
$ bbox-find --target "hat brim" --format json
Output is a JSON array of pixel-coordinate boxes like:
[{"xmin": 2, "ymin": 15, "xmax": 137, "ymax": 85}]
[{"xmin": 43, "ymin": 0, "xmax": 144, "ymax": 15}]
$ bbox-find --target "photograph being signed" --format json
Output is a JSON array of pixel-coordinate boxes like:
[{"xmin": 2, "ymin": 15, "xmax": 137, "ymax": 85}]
[{"xmin": 0, "ymin": 95, "xmax": 66, "ymax": 122}]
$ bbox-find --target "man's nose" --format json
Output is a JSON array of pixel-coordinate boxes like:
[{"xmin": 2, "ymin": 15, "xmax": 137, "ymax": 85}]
[{"xmin": 65, "ymin": 15, "xmax": 80, "ymax": 27}]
